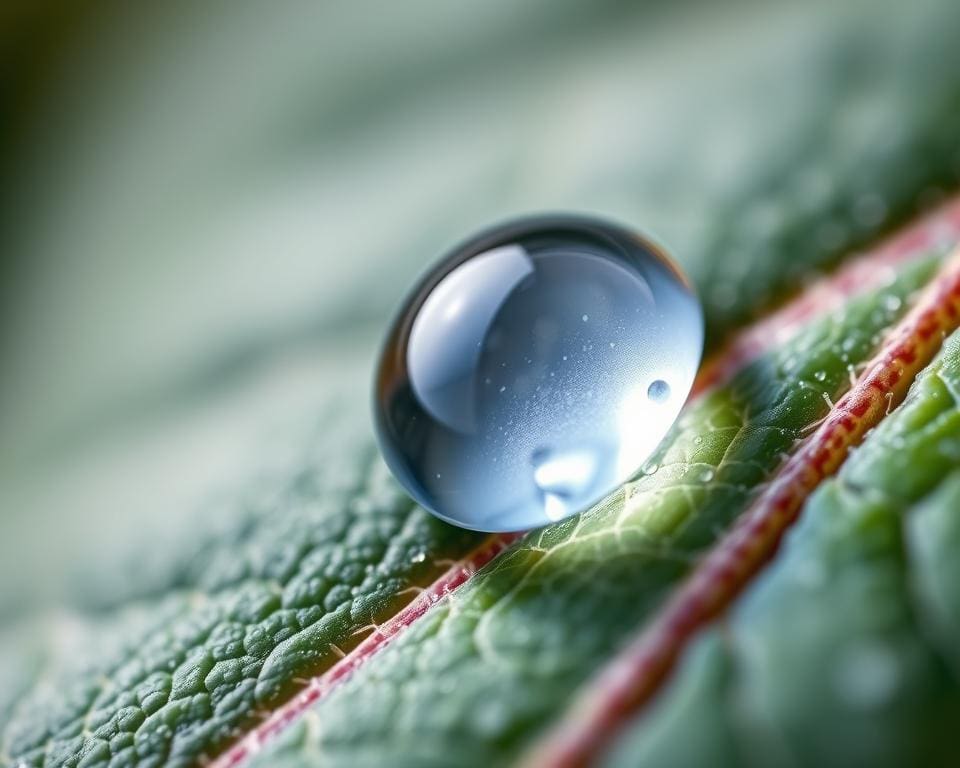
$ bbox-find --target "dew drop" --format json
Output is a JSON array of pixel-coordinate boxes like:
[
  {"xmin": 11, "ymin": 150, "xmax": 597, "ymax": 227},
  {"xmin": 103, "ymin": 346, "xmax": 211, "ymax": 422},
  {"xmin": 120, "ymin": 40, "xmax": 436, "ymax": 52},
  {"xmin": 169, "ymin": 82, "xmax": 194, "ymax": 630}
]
[{"xmin": 373, "ymin": 214, "xmax": 703, "ymax": 531}]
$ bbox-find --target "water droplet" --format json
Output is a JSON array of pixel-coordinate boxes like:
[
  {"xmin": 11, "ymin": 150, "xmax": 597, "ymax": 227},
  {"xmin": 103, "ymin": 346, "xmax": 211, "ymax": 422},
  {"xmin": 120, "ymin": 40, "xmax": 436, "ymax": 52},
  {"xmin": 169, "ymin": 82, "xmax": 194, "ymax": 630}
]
[
  {"xmin": 647, "ymin": 379, "xmax": 671, "ymax": 402},
  {"xmin": 373, "ymin": 214, "xmax": 703, "ymax": 531},
  {"xmin": 814, "ymin": 370, "xmax": 827, "ymax": 382},
  {"xmin": 698, "ymin": 467, "xmax": 715, "ymax": 483}
]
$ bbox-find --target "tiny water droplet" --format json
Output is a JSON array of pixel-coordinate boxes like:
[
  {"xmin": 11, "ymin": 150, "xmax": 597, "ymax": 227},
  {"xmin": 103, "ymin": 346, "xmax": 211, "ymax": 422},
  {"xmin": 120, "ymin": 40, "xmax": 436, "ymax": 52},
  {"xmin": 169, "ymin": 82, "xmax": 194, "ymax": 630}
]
[
  {"xmin": 373, "ymin": 214, "xmax": 703, "ymax": 531},
  {"xmin": 647, "ymin": 379, "xmax": 671, "ymax": 402},
  {"xmin": 699, "ymin": 467, "xmax": 715, "ymax": 483},
  {"xmin": 814, "ymin": 370, "xmax": 827, "ymax": 382}
]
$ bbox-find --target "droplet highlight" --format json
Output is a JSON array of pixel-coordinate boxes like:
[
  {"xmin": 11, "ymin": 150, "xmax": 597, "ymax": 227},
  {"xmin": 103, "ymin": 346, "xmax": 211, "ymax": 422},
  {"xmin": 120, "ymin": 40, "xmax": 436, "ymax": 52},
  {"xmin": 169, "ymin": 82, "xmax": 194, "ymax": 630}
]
[{"xmin": 374, "ymin": 214, "xmax": 704, "ymax": 531}]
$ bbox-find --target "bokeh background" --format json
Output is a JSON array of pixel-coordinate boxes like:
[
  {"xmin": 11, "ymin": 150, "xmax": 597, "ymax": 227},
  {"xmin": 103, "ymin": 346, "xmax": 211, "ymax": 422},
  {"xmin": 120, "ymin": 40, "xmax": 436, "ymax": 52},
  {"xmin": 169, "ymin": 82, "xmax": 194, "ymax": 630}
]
[{"xmin": 1, "ymin": 0, "xmax": 958, "ymax": 613}]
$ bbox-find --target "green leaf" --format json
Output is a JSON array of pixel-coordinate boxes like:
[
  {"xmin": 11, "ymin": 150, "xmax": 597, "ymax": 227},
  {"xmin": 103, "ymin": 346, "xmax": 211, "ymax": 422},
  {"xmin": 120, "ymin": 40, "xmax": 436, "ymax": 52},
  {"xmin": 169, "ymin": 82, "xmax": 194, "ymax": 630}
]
[{"xmin": 3, "ymin": 1, "xmax": 960, "ymax": 767}]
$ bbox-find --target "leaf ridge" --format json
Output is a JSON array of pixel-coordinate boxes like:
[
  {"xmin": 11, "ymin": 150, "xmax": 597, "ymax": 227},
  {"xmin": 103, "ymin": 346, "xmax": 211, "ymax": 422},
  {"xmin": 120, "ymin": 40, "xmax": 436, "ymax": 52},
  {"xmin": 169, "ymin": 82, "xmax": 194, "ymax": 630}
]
[
  {"xmin": 210, "ymin": 532, "xmax": 521, "ymax": 768},
  {"xmin": 694, "ymin": 198, "xmax": 960, "ymax": 396}
]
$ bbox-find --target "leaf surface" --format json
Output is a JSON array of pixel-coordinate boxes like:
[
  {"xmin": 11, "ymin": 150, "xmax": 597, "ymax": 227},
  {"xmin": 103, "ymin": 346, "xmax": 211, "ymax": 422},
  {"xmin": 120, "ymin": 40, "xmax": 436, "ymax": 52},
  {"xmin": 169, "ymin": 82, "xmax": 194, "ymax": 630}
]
[{"xmin": 3, "ymin": 2, "xmax": 960, "ymax": 768}]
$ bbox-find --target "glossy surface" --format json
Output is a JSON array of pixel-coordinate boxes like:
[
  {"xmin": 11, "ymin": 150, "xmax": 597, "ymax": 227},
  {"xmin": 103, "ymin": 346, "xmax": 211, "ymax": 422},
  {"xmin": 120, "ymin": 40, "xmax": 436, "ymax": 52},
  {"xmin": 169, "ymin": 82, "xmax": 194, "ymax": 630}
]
[{"xmin": 374, "ymin": 215, "xmax": 703, "ymax": 531}]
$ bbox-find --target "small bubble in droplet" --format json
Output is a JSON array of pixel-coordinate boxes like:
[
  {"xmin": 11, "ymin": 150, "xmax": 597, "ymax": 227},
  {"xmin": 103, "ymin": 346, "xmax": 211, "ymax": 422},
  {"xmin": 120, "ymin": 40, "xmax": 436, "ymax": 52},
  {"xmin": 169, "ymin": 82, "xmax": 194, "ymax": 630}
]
[
  {"xmin": 582, "ymin": 314, "xmax": 589, "ymax": 322},
  {"xmin": 647, "ymin": 379, "xmax": 671, "ymax": 402},
  {"xmin": 499, "ymin": 386, "xmax": 507, "ymax": 393}
]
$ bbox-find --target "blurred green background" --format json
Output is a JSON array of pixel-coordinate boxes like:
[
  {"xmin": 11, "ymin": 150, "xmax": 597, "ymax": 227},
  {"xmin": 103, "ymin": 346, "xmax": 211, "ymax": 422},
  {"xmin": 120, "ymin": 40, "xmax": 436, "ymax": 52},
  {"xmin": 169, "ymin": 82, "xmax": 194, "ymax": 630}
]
[{"xmin": 1, "ymin": 0, "xmax": 956, "ymax": 613}]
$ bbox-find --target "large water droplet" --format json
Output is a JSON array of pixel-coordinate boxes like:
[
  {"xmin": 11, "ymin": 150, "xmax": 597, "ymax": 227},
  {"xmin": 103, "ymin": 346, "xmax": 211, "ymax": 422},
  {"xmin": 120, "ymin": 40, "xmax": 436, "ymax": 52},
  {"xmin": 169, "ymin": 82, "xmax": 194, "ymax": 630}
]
[{"xmin": 373, "ymin": 214, "xmax": 703, "ymax": 531}]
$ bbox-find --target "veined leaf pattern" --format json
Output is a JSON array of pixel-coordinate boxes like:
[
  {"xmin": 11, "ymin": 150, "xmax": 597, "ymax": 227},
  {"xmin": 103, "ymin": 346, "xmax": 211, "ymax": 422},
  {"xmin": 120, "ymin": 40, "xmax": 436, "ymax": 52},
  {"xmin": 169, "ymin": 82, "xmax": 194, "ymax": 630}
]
[{"xmin": 3, "ymin": 2, "xmax": 960, "ymax": 768}]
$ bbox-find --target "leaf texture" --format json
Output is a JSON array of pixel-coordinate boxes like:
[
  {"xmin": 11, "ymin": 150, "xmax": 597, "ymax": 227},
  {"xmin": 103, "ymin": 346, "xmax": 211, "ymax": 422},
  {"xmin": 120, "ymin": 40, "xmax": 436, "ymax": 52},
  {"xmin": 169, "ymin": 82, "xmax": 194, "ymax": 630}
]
[{"xmin": 3, "ymin": 2, "xmax": 960, "ymax": 768}]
